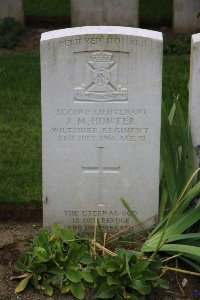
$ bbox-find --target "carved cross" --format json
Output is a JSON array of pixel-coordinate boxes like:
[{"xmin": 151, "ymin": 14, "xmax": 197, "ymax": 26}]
[{"xmin": 82, "ymin": 146, "xmax": 120, "ymax": 206}]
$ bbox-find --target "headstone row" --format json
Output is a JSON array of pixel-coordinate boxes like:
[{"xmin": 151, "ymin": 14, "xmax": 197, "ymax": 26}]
[
  {"xmin": 1, "ymin": 0, "xmax": 200, "ymax": 34},
  {"xmin": 72, "ymin": 0, "xmax": 200, "ymax": 33},
  {"xmin": 71, "ymin": 0, "xmax": 138, "ymax": 28}
]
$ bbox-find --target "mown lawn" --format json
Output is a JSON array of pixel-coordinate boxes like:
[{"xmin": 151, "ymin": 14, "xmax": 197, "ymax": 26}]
[
  {"xmin": 24, "ymin": 0, "xmax": 70, "ymax": 17},
  {"xmin": 140, "ymin": 0, "xmax": 173, "ymax": 24},
  {"xmin": 0, "ymin": 53, "xmax": 41, "ymax": 204},
  {"xmin": 0, "ymin": 51, "xmax": 189, "ymax": 204},
  {"xmin": 24, "ymin": 0, "xmax": 173, "ymax": 24},
  {"xmin": 163, "ymin": 55, "xmax": 189, "ymax": 113}
]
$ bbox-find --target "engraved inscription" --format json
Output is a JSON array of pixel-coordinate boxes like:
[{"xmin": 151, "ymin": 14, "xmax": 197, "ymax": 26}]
[
  {"xmin": 63, "ymin": 209, "xmax": 134, "ymax": 232},
  {"xmin": 57, "ymin": 36, "xmax": 144, "ymax": 49},
  {"xmin": 52, "ymin": 108, "xmax": 150, "ymax": 143},
  {"xmin": 59, "ymin": 37, "xmax": 103, "ymax": 48},
  {"xmin": 74, "ymin": 51, "xmax": 128, "ymax": 102},
  {"xmin": 82, "ymin": 147, "xmax": 120, "ymax": 206}
]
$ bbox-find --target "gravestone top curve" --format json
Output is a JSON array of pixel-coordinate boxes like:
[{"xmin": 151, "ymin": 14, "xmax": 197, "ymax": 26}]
[
  {"xmin": 192, "ymin": 33, "xmax": 200, "ymax": 44},
  {"xmin": 41, "ymin": 26, "xmax": 162, "ymax": 42}
]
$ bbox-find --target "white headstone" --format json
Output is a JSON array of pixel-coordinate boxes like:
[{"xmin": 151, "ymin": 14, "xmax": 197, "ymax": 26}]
[
  {"xmin": 0, "ymin": 0, "xmax": 24, "ymax": 23},
  {"xmin": 71, "ymin": 0, "xmax": 138, "ymax": 27},
  {"xmin": 173, "ymin": 0, "xmax": 200, "ymax": 33},
  {"xmin": 189, "ymin": 33, "xmax": 200, "ymax": 166},
  {"xmin": 41, "ymin": 26, "xmax": 163, "ymax": 233}
]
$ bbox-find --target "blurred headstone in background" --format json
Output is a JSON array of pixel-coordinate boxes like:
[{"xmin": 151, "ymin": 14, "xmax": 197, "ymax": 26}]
[
  {"xmin": 173, "ymin": 0, "xmax": 200, "ymax": 33},
  {"xmin": 71, "ymin": 0, "xmax": 138, "ymax": 27},
  {"xmin": 189, "ymin": 33, "xmax": 200, "ymax": 167},
  {"xmin": 0, "ymin": 0, "xmax": 24, "ymax": 23}
]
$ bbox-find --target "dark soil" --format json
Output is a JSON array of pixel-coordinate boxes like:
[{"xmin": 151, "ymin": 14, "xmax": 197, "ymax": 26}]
[
  {"xmin": 0, "ymin": 27, "xmax": 48, "ymax": 53},
  {"xmin": 0, "ymin": 205, "xmax": 199, "ymax": 300},
  {"xmin": 25, "ymin": 16, "xmax": 70, "ymax": 28}
]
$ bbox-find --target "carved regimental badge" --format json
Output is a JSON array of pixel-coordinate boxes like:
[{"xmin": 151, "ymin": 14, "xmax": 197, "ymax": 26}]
[{"xmin": 74, "ymin": 51, "xmax": 128, "ymax": 102}]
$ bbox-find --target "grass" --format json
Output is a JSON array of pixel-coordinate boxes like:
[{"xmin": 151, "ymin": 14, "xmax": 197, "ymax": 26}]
[
  {"xmin": 140, "ymin": 0, "xmax": 173, "ymax": 24},
  {"xmin": 0, "ymin": 53, "xmax": 41, "ymax": 204},
  {"xmin": 23, "ymin": 0, "xmax": 173, "ymax": 23},
  {"xmin": 24, "ymin": 0, "xmax": 70, "ymax": 17},
  {"xmin": 0, "ymin": 50, "xmax": 190, "ymax": 204},
  {"xmin": 163, "ymin": 55, "xmax": 190, "ymax": 114}
]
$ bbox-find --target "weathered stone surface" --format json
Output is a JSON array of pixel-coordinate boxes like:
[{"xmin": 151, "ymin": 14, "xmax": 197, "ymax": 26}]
[
  {"xmin": 173, "ymin": 0, "xmax": 200, "ymax": 33},
  {"xmin": 189, "ymin": 33, "xmax": 200, "ymax": 166},
  {"xmin": 41, "ymin": 26, "xmax": 163, "ymax": 233},
  {"xmin": 0, "ymin": 0, "xmax": 24, "ymax": 23},
  {"xmin": 71, "ymin": 0, "xmax": 138, "ymax": 27}
]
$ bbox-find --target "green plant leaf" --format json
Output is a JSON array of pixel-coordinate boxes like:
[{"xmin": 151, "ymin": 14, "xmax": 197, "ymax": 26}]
[
  {"xmin": 15, "ymin": 274, "xmax": 32, "ymax": 293},
  {"xmin": 52, "ymin": 223, "xmax": 63, "ymax": 235},
  {"xmin": 115, "ymin": 292, "xmax": 124, "ymax": 300},
  {"xmin": 159, "ymin": 244, "xmax": 200, "ymax": 260},
  {"xmin": 66, "ymin": 268, "xmax": 82, "ymax": 283},
  {"xmin": 129, "ymin": 295, "xmax": 141, "ymax": 300},
  {"xmin": 160, "ymin": 102, "xmax": 178, "ymax": 203},
  {"xmin": 168, "ymin": 102, "xmax": 176, "ymax": 125},
  {"xmin": 60, "ymin": 282, "xmax": 71, "ymax": 293},
  {"xmin": 105, "ymin": 260, "xmax": 119, "ymax": 272},
  {"xmin": 80, "ymin": 253, "xmax": 93, "ymax": 265},
  {"xmin": 71, "ymin": 282, "xmax": 85, "ymax": 300},
  {"xmin": 142, "ymin": 204, "xmax": 200, "ymax": 252},
  {"xmin": 33, "ymin": 228, "xmax": 50, "ymax": 248},
  {"xmin": 14, "ymin": 261, "xmax": 30, "ymax": 272},
  {"xmin": 142, "ymin": 269, "xmax": 158, "ymax": 281},
  {"xmin": 128, "ymin": 294, "xmax": 140, "ymax": 300},
  {"xmin": 33, "ymin": 246, "xmax": 49, "ymax": 262},
  {"xmin": 115, "ymin": 248, "xmax": 138, "ymax": 262},
  {"xmin": 60, "ymin": 229, "xmax": 76, "ymax": 242},
  {"xmin": 82, "ymin": 269, "xmax": 94, "ymax": 283},
  {"xmin": 159, "ymin": 185, "xmax": 168, "ymax": 222},
  {"xmin": 48, "ymin": 266, "xmax": 65, "ymax": 275},
  {"xmin": 42, "ymin": 283, "xmax": 54, "ymax": 296},
  {"xmin": 149, "ymin": 259, "xmax": 162, "ymax": 272},
  {"xmin": 30, "ymin": 273, "xmax": 39, "ymax": 288},
  {"xmin": 68, "ymin": 243, "xmax": 89, "ymax": 263},
  {"xmin": 52, "ymin": 274, "xmax": 64, "ymax": 286},
  {"xmin": 11, "ymin": 273, "xmax": 30, "ymax": 280},
  {"xmin": 131, "ymin": 279, "xmax": 151, "ymax": 295},
  {"xmin": 31, "ymin": 263, "xmax": 47, "ymax": 274},
  {"xmin": 167, "ymin": 233, "xmax": 200, "ymax": 243},
  {"xmin": 133, "ymin": 259, "xmax": 150, "ymax": 273},
  {"xmin": 95, "ymin": 282, "xmax": 116, "ymax": 298},
  {"xmin": 96, "ymin": 266, "xmax": 107, "ymax": 276},
  {"xmin": 49, "ymin": 234, "xmax": 57, "ymax": 242},
  {"xmin": 125, "ymin": 253, "xmax": 131, "ymax": 278},
  {"xmin": 153, "ymin": 278, "xmax": 169, "ymax": 289},
  {"xmin": 107, "ymin": 276, "xmax": 120, "ymax": 286},
  {"xmin": 181, "ymin": 257, "xmax": 200, "ymax": 272}
]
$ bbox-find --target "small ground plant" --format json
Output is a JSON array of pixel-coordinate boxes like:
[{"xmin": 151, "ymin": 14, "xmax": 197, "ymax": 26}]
[{"xmin": 14, "ymin": 223, "xmax": 168, "ymax": 299}]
